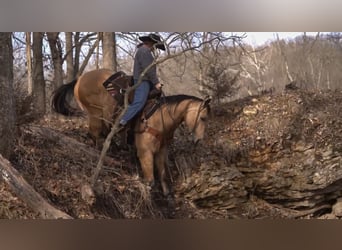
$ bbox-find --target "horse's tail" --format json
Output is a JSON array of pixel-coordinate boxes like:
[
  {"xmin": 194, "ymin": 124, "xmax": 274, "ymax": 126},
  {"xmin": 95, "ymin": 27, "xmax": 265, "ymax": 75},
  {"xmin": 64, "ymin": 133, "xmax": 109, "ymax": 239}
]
[{"xmin": 51, "ymin": 79, "xmax": 79, "ymax": 116}]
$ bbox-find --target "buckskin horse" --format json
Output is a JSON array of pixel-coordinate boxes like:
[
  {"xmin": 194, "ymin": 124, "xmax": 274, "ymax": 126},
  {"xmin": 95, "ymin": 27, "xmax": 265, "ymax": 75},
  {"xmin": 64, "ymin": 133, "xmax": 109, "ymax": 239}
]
[{"xmin": 52, "ymin": 69, "xmax": 211, "ymax": 196}]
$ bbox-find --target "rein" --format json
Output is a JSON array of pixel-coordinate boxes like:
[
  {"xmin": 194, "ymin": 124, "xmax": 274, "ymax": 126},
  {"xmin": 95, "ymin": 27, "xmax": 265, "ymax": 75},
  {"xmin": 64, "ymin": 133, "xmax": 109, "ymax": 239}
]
[
  {"xmin": 177, "ymin": 96, "xmax": 211, "ymax": 135},
  {"xmin": 137, "ymin": 92, "xmax": 166, "ymax": 143},
  {"xmin": 190, "ymin": 100, "xmax": 207, "ymax": 134},
  {"xmin": 139, "ymin": 95, "xmax": 211, "ymax": 143}
]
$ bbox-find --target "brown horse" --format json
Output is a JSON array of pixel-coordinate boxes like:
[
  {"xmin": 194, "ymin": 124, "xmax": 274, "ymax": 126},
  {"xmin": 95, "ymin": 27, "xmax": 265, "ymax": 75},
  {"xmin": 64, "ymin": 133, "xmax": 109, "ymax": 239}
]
[
  {"xmin": 134, "ymin": 95, "xmax": 211, "ymax": 196},
  {"xmin": 52, "ymin": 69, "xmax": 131, "ymax": 147},
  {"xmin": 52, "ymin": 69, "xmax": 211, "ymax": 196}
]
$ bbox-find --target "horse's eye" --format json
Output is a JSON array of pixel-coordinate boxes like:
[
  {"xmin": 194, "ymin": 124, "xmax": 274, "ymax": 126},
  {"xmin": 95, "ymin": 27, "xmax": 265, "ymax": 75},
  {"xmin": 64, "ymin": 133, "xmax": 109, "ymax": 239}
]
[{"xmin": 200, "ymin": 117, "xmax": 207, "ymax": 122}]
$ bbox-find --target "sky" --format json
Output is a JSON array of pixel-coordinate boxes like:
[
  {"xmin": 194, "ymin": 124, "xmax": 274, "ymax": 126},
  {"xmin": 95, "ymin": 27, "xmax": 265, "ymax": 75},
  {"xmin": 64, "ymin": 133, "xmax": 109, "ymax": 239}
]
[{"xmin": 243, "ymin": 32, "xmax": 322, "ymax": 46}]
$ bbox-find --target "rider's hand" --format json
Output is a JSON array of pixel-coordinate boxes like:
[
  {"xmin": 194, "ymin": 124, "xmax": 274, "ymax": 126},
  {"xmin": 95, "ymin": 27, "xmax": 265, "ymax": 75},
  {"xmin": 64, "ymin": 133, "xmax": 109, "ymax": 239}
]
[{"xmin": 155, "ymin": 83, "xmax": 163, "ymax": 90}]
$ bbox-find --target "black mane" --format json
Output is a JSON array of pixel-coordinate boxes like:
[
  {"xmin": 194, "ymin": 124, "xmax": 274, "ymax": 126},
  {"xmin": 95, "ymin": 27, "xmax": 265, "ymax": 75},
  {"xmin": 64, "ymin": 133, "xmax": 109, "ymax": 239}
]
[
  {"xmin": 162, "ymin": 94, "xmax": 203, "ymax": 105},
  {"xmin": 159, "ymin": 94, "xmax": 210, "ymax": 114}
]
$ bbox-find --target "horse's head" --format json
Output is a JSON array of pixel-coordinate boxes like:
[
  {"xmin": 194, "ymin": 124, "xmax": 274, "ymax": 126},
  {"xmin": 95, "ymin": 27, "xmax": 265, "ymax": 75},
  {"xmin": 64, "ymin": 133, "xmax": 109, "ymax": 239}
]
[{"xmin": 184, "ymin": 96, "xmax": 211, "ymax": 145}]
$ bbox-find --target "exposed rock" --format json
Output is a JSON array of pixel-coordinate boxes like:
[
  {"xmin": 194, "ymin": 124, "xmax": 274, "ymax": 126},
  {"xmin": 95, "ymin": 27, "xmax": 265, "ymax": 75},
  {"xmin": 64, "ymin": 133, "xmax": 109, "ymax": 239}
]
[
  {"xmin": 332, "ymin": 198, "xmax": 342, "ymax": 217},
  {"xmin": 318, "ymin": 213, "xmax": 337, "ymax": 219},
  {"xmin": 3, "ymin": 89, "xmax": 342, "ymax": 218},
  {"xmin": 176, "ymin": 160, "xmax": 248, "ymax": 211},
  {"xmin": 207, "ymin": 90, "xmax": 341, "ymax": 216}
]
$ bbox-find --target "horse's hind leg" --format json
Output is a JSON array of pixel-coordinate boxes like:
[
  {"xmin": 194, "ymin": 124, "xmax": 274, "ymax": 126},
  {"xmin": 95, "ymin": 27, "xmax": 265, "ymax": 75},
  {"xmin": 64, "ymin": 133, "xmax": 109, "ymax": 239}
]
[
  {"xmin": 137, "ymin": 149, "xmax": 155, "ymax": 187},
  {"xmin": 155, "ymin": 146, "xmax": 170, "ymax": 196},
  {"xmin": 88, "ymin": 116, "xmax": 104, "ymax": 149}
]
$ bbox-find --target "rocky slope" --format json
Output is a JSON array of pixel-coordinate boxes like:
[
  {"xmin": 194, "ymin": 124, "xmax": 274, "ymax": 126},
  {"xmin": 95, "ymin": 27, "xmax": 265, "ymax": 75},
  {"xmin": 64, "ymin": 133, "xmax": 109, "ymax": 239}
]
[
  {"xmin": 1, "ymin": 89, "xmax": 341, "ymax": 218},
  {"xmin": 174, "ymin": 89, "xmax": 342, "ymax": 218}
]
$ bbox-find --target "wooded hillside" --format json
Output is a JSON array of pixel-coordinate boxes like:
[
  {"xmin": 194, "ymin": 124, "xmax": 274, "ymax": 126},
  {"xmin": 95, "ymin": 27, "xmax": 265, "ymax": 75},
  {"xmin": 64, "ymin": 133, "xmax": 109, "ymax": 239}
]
[{"xmin": 0, "ymin": 32, "xmax": 341, "ymax": 218}]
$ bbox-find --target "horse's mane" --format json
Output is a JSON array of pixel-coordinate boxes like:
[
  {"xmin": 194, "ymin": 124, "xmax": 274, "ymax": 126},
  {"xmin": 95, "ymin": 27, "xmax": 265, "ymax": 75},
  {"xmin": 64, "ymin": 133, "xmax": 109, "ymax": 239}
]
[
  {"xmin": 161, "ymin": 94, "xmax": 210, "ymax": 112},
  {"xmin": 163, "ymin": 94, "xmax": 203, "ymax": 104}
]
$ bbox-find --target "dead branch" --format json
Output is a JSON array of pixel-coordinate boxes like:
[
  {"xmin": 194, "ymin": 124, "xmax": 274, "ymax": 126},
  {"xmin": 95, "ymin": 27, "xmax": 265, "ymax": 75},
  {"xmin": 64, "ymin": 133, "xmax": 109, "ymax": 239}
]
[
  {"xmin": 77, "ymin": 35, "xmax": 101, "ymax": 77},
  {"xmin": 0, "ymin": 154, "xmax": 72, "ymax": 219},
  {"xmin": 25, "ymin": 125, "xmax": 121, "ymax": 167},
  {"xmin": 90, "ymin": 33, "xmax": 238, "ymax": 189}
]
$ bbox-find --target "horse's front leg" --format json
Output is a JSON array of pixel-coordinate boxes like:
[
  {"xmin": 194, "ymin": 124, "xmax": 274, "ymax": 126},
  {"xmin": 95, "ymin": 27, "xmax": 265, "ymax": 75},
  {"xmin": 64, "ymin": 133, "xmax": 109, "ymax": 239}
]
[
  {"xmin": 155, "ymin": 145, "xmax": 169, "ymax": 196},
  {"xmin": 137, "ymin": 149, "xmax": 155, "ymax": 188}
]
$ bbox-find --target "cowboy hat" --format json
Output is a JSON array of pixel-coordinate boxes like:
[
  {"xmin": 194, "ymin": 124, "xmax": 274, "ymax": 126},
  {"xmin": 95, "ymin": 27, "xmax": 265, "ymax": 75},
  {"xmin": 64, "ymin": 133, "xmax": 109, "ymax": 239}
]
[{"xmin": 139, "ymin": 33, "xmax": 165, "ymax": 51}]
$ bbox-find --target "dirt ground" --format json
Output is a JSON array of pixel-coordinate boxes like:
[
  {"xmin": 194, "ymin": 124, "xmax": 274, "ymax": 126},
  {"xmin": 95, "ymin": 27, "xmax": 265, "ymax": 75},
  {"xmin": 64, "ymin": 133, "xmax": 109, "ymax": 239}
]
[{"xmin": 1, "ymin": 89, "xmax": 341, "ymax": 219}]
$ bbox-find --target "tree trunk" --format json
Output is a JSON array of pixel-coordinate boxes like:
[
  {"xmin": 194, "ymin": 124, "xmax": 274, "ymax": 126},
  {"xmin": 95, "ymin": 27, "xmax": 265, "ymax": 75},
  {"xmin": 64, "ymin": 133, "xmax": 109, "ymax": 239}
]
[
  {"xmin": 0, "ymin": 32, "xmax": 15, "ymax": 158},
  {"xmin": 0, "ymin": 154, "xmax": 72, "ymax": 219},
  {"xmin": 95, "ymin": 32, "xmax": 101, "ymax": 69},
  {"xmin": 113, "ymin": 33, "xmax": 118, "ymax": 71},
  {"xmin": 198, "ymin": 32, "xmax": 209, "ymax": 92},
  {"xmin": 47, "ymin": 32, "xmax": 64, "ymax": 88},
  {"xmin": 32, "ymin": 32, "xmax": 46, "ymax": 117},
  {"xmin": 276, "ymin": 33, "xmax": 294, "ymax": 83},
  {"xmin": 73, "ymin": 32, "xmax": 80, "ymax": 78},
  {"xmin": 72, "ymin": 32, "xmax": 98, "ymax": 77},
  {"xmin": 25, "ymin": 32, "xmax": 33, "ymax": 95},
  {"xmin": 102, "ymin": 32, "xmax": 117, "ymax": 71},
  {"xmin": 77, "ymin": 35, "xmax": 100, "ymax": 77},
  {"xmin": 65, "ymin": 32, "xmax": 74, "ymax": 82}
]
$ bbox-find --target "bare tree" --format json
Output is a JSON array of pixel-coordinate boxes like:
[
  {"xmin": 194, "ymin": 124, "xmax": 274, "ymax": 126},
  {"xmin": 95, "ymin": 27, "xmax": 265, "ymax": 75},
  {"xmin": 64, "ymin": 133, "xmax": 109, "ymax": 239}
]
[
  {"xmin": 198, "ymin": 32, "xmax": 209, "ymax": 91},
  {"xmin": 67, "ymin": 32, "xmax": 98, "ymax": 77},
  {"xmin": 192, "ymin": 33, "xmax": 243, "ymax": 101},
  {"xmin": 77, "ymin": 34, "xmax": 101, "ymax": 76},
  {"xmin": 102, "ymin": 32, "xmax": 117, "ymax": 71},
  {"xmin": 65, "ymin": 32, "xmax": 74, "ymax": 82},
  {"xmin": 113, "ymin": 33, "xmax": 118, "ymax": 71},
  {"xmin": 276, "ymin": 33, "xmax": 294, "ymax": 84},
  {"xmin": 61, "ymin": 32, "xmax": 99, "ymax": 78},
  {"xmin": 32, "ymin": 32, "xmax": 46, "ymax": 116},
  {"xmin": 203, "ymin": 63, "xmax": 240, "ymax": 104},
  {"xmin": 95, "ymin": 32, "xmax": 101, "ymax": 69},
  {"xmin": 46, "ymin": 32, "xmax": 64, "ymax": 88},
  {"xmin": 73, "ymin": 32, "xmax": 81, "ymax": 76},
  {"xmin": 0, "ymin": 32, "xmax": 15, "ymax": 158},
  {"xmin": 25, "ymin": 32, "xmax": 33, "ymax": 95}
]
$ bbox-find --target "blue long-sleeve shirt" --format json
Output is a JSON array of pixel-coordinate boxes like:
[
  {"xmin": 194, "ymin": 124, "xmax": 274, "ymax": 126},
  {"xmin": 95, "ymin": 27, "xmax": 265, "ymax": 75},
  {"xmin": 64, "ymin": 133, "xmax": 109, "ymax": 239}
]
[{"xmin": 133, "ymin": 46, "xmax": 159, "ymax": 85}]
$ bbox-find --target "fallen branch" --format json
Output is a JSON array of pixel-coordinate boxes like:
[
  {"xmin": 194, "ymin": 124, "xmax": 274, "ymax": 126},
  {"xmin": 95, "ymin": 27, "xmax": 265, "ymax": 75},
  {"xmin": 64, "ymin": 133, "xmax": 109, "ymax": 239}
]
[
  {"xmin": 24, "ymin": 124, "xmax": 122, "ymax": 206},
  {"xmin": 25, "ymin": 125, "xmax": 121, "ymax": 167},
  {"xmin": 0, "ymin": 154, "xmax": 72, "ymax": 219}
]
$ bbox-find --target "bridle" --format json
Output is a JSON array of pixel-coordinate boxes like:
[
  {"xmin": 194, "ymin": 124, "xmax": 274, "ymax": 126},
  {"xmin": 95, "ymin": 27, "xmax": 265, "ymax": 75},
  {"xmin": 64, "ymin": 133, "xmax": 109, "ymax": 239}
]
[
  {"xmin": 139, "ymin": 94, "xmax": 211, "ymax": 143},
  {"xmin": 188, "ymin": 96, "xmax": 211, "ymax": 134}
]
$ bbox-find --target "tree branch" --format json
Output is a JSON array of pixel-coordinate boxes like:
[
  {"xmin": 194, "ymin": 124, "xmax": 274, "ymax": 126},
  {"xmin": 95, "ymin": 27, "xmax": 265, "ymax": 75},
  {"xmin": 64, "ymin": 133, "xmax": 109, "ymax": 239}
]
[
  {"xmin": 89, "ymin": 33, "xmax": 238, "ymax": 189},
  {"xmin": 0, "ymin": 154, "xmax": 73, "ymax": 219}
]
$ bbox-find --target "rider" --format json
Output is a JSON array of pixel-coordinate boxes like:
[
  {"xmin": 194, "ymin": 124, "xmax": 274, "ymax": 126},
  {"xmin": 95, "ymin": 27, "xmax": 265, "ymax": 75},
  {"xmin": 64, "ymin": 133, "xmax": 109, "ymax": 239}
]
[{"xmin": 119, "ymin": 33, "xmax": 165, "ymax": 128}]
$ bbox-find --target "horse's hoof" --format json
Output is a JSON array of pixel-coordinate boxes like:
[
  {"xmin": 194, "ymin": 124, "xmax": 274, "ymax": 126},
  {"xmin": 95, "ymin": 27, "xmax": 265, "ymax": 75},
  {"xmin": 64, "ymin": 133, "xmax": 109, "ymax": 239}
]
[
  {"xmin": 161, "ymin": 182, "xmax": 170, "ymax": 197},
  {"xmin": 166, "ymin": 193, "xmax": 172, "ymax": 201},
  {"xmin": 166, "ymin": 194, "xmax": 176, "ymax": 218},
  {"xmin": 144, "ymin": 179, "xmax": 155, "ymax": 189}
]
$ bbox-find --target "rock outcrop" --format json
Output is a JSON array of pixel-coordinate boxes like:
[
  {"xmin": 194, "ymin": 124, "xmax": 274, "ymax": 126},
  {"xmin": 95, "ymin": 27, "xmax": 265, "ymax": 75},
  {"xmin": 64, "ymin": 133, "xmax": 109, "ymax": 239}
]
[{"xmin": 174, "ymin": 90, "xmax": 342, "ymax": 218}]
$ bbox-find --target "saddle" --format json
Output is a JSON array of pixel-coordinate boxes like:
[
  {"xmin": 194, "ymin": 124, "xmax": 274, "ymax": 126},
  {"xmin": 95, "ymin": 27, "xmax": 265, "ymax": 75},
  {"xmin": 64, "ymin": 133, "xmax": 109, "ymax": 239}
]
[
  {"xmin": 102, "ymin": 71, "xmax": 162, "ymax": 106},
  {"xmin": 103, "ymin": 71, "xmax": 163, "ymax": 145},
  {"xmin": 102, "ymin": 71, "xmax": 134, "ymax": 105}
]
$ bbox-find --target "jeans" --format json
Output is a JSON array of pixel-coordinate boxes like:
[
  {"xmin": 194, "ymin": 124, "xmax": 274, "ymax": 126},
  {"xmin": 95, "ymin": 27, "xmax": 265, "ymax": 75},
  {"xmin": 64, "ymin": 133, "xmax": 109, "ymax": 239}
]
[{"xmin": 120, "ymin": 80, "xmax": 151, "ymax": 125}]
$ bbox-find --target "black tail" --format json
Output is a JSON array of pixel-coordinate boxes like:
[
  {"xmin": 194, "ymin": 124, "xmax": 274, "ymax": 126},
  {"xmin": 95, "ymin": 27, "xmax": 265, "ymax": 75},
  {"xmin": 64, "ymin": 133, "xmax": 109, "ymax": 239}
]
[{"xmin": 51, "ymin": 79, "xmax": 78, "ymax": 116}]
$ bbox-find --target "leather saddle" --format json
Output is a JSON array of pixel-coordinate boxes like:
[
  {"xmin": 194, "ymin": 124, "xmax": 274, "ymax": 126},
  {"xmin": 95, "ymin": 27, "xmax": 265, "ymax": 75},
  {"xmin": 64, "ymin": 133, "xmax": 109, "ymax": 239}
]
[
  {"xmin": 102, "ymin": 71, "xmax": 162, "ymax": 106},
  {"xmin": 102, "ymin": 71, "xmax": 134, "ymax": 105}
]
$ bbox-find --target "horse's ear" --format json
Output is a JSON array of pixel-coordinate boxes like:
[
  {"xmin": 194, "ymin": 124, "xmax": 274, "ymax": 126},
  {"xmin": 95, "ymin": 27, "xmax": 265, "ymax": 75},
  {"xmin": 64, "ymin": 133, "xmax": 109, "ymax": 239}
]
[{"xmin": 203, "ymin": 96, "xmax": 211, "ymax": 106}]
